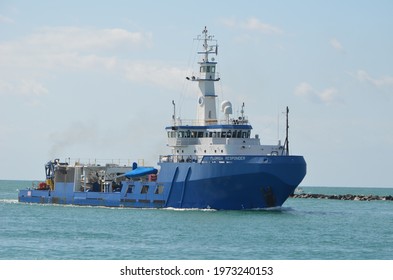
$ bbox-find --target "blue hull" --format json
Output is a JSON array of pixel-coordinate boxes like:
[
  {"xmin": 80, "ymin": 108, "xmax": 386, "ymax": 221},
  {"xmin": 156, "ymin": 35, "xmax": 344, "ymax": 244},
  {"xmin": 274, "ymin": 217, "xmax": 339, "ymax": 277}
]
[{"xmin": 18, "ymin": 155, "xmax": 306, "ymax": 210}]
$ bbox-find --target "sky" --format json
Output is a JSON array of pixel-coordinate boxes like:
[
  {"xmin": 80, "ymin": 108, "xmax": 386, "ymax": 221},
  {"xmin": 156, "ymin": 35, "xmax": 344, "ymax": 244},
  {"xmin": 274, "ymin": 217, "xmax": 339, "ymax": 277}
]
[{"xmin": 0, "ymin": 0, "xmax": 392, "ymax": 187}]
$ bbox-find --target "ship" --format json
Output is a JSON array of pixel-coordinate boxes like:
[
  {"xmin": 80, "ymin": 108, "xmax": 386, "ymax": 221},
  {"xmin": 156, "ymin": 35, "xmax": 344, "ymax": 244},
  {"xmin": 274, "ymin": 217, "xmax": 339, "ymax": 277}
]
[{"xmin": 18, "ymin": 27, "xmax": 306, "ymax": 210}]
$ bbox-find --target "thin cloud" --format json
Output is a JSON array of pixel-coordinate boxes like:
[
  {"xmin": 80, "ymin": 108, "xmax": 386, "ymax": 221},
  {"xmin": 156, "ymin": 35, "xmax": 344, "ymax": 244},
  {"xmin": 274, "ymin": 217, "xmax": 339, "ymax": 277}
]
[
  {"xmin": 355, "ymin": 70, "xmax": 393, "ymax": 88},
  {"xmin": 0, "ymin": 79, "xmax": 48, "ymax": 98},
  {"xmin": 0, "ymin": 15, "xmax": 14, "ymax": 24},
  {"xmin": 294, "ymin": 82, "xmax": 341, "ymax": 105},
  {"xmin": 25, "ymin": 27, "xmax": 152, "ymax": 52},
  {"xmin": 330, "ymin": 38, "xmax": 344, "ymax": 52},
  {"xmin": 0, "ymin": 26, "xmax": 171, "ymax": 99},
  {"xmin": 124, "ymin": 62, "xmax": 186, "ymax": 91},
  {"xmin": 0, "ymin": 26, "xmax": 152, "ymax": 71},
  {"xmin": 221, "ymin": 17, "xmax": 283, "ymax": 35},
  {"xmin": 243, "ymin": 17, "xmax": 283, "ymax": 34},
  {"xmin": 294, "ymin": 82, "xmax": 313, "ymax": 97},
  {"xmin": 319, "ymin": 88, "xmax": 339, "ymax": 104},
  {"xmin": 0, "ymin": 79, "xmax": 49, "ymax": 107}
]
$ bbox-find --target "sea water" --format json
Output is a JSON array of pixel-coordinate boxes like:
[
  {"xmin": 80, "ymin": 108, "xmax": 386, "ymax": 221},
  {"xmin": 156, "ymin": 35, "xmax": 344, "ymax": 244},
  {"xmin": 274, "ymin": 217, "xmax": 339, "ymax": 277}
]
[{"xmin": 1, "ymin": 180, "xmax": 393, "ymax": 260}]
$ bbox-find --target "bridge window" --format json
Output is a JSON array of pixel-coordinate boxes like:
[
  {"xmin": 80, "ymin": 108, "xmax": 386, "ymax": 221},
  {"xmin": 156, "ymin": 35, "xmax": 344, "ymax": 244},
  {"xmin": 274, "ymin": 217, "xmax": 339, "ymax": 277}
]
[
  {"xmin": 154, "ymin": 185, "xmax": 164, "ymax": 194},
  {"xmin": 200, "ymin": 65, "xmax": 215, "ymax": 73},
  {"xmin": 141, "ymin": 185, "xmax": 149, "ymax": 194}
]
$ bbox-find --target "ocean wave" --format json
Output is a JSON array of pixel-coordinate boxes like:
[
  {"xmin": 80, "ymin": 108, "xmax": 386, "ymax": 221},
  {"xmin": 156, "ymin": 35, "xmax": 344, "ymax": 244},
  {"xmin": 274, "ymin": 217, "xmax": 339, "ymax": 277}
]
[
  {"xmin": 161, "ymin": 207, "xmax": 217, "ymax": 212},
  {"xmin": 0, "ymin": 199, "xmax": 18, "ymax": 204}
]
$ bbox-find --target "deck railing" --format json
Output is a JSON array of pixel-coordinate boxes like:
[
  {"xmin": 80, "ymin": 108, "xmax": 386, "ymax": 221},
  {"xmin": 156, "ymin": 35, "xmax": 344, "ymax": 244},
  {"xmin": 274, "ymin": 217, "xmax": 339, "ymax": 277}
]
[
  {"xmin": 60, "ymin": 158, "xmax": 143, "ymax": 167},
  {"xmin": 159, "ymin": 155, "xmax": 203, "ymax": 163},
  {"xmin": 170, "ymin": 117, "xmax": 249, "ymax": 126}
]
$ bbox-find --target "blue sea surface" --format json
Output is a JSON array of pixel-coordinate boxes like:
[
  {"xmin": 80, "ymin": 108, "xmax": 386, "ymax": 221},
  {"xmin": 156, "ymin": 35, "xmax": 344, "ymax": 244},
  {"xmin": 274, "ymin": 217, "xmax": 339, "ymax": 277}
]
[{"xmin": 1, "ymin": 180, "xmax": 393, "ymax": 260}]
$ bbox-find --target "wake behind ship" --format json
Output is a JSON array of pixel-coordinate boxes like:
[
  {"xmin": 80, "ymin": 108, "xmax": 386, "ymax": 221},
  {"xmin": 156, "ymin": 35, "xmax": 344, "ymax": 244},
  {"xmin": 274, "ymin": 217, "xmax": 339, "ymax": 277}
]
[{"xmin": 18, "ymin": 27, "xmax": 306, "ymax": 210}]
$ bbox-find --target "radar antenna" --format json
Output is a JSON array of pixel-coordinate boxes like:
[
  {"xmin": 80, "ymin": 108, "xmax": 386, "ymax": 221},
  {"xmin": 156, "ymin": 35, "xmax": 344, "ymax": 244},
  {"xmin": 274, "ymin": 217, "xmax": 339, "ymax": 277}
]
[{"xmin": 172, "ymin": 100, "xmax": 176, "ymax": 124}]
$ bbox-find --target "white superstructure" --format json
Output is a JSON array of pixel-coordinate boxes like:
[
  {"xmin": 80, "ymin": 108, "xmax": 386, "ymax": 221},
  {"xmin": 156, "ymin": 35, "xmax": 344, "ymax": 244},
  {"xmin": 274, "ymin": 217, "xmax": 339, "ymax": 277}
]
[{"xmin": 164, "ymin": 27, "xmax": 286, "ymax": 163}]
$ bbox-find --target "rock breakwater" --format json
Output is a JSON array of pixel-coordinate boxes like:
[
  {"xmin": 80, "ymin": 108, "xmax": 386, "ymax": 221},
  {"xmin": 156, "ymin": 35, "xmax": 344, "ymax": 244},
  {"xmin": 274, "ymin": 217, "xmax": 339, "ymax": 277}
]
[{"xmin": 290, "ymin": 193, "xmax": 393, "ymax": 201}]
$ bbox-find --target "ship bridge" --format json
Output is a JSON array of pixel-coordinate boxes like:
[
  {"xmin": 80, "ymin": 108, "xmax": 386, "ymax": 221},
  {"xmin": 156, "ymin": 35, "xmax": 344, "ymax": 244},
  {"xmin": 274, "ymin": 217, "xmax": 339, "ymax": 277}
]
[{"xmin": 166, "ymin": 123, "xmax": 252, "ymax": 143}]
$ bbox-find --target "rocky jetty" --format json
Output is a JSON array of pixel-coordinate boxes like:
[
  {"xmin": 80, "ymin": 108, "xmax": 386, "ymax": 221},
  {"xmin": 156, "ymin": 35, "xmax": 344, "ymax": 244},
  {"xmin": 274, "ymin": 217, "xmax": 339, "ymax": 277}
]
[{"xmin": 290, "ymin": 193, "xmax": 393, "ymax": 201}]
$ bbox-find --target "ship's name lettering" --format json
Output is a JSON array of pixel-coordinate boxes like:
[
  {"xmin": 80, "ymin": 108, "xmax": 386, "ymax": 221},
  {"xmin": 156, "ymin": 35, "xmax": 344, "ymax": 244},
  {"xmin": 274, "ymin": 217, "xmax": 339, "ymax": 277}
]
[
  {"xmin": 209, "ymin": 156, "xmax": 246, "ymax": 161},
  {"xmin": 210, "ymin": 156, "xmax": 224, "ymax": 161},
  {"xmin": 225, "ymin": 156, "xmax": 246, "ymax": 161}
]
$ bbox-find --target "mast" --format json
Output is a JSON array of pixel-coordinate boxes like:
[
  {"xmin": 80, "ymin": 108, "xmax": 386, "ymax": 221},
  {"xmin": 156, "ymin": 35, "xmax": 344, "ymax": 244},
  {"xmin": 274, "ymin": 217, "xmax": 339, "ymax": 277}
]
[
  {"xmin": 186, "ymin": 26, "xmax": 220, "ymax": 125},
  {"xmin": 283, "ymin": 106, "xmax": 289, "ymax": 156}
]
